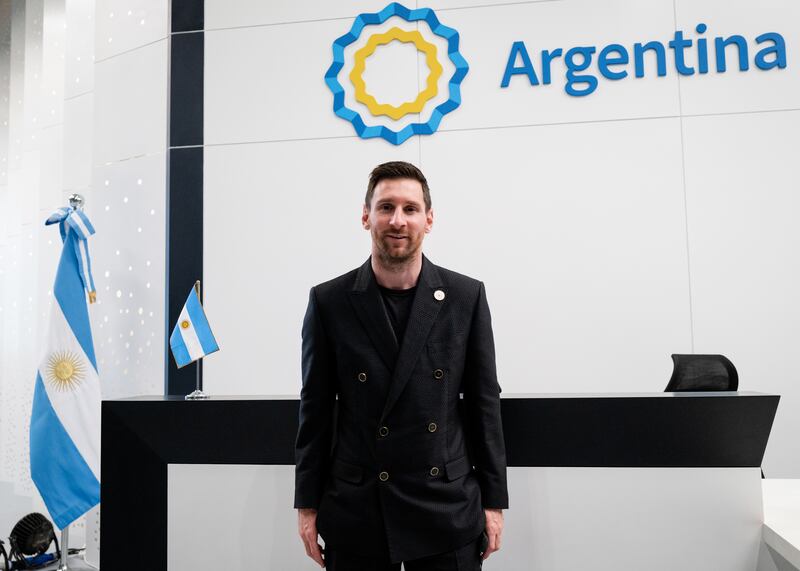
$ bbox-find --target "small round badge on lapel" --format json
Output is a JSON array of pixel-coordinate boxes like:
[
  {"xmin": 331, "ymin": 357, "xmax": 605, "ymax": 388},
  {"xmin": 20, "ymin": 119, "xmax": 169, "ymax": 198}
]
[{"xmin": 434, "ymin": 290, "xmax": 445, "ymax": 301}]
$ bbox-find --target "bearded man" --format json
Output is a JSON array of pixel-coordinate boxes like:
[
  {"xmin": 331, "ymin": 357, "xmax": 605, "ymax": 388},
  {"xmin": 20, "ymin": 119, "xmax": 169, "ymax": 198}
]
[{"xmin": 295, "ymin": 161, "xmax": 508, "ymax": 570}]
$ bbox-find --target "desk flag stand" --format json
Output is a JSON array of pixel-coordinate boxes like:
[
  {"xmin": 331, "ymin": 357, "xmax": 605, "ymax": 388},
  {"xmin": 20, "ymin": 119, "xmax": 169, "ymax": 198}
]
[
  {"xmin": 185, "ymin": 281, "xmax": 208, "ymax": 401},
  {"xmin": 169, "ymin": 280, "xmax": 220, "ymax": 400},
  {"xmin": 187, "ymin": 357, "xmax": 208, "ymax": 400}
]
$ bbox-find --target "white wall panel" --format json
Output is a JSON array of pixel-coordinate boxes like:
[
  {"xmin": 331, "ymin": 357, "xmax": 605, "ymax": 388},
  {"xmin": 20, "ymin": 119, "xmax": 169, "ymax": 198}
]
[
  {"xmin": 19, "ymin": 1, "xmax": 43, "ymax": 158},
  {"xmin": 17, "ymin": 151, "xmax": 40, "ymax": 226},
  {"xmin": 424, "ymin": 0, "xmax": 559, "ymax": 9},
  {"xmin": 675, "ymin": 0, "xmax": 800, "ymax": 116},
  {"xmin": 431, "ymin": 0, "xmax": 681, "ymax": 132},
  {"xmin": 683, "ymin": 110, "xmax": 800, "ymax": 477},
  {"xmin": 203, "ymin": 138, "xmax": 419, "ymax": 395},
  {"xmin": 0, "ymin": 38, "xmax": 8, "ymax": 190},
  {"xmin": 421, "ymin": 118, "xmax": 691, "ymax": 393},
  {"xmin": 94, "ymin": 38, "xmax": 167, "ymax": 164},
  {"xmin": 38, "ymin": 124, "xmax": 63, "ymax": 209},
  {"xmin": 64, "ymin": 0, "xmax": 96, "ymax": 99},
  {"xmin": 0, "ymin": 231, "xmax": 36, "ymax": 501},
  {"xmin": 205, "ymin": 22, "xmax": 354, "ymax": 144},
  {"xmin": 206, "ymin": 0, "xmax": 385, "ymax": 31},
  {"xmin": 63, "ymin": 92, "xmax": 93, "ymax": 190},
  {"xmin": 94, "ymin": 0, "xmax": 168, "ymax": 61},
  {"xmin": 204, "ymin": 0, "xmax": 559, "ymax": 31},
  {"xmin": 204, "ymin": 117, "xmax": 690, "ymax": 396},
  {"xmin": 40, "ymin": 0, "xmax": 65, "ymax": 129},
  {"xmin": 89, "ymin": 153, "xmax": 167, "ymax": 398}
]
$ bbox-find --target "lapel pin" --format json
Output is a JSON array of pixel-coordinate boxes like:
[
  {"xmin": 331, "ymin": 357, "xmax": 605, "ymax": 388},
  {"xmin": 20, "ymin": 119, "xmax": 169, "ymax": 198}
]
[{"xmin": 434, "ymin": 290, "xmax": 445, "ymax": 301}]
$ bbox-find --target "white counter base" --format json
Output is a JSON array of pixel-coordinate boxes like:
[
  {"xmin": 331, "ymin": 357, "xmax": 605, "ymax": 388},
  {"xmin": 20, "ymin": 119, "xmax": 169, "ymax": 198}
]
[
  {"xmin": 167, "ymin": 465, "xmax": 763, "ymax": 570},
  {"xmin": 761, "ymin": 479, "xmax": 800, "ymax": 570}
]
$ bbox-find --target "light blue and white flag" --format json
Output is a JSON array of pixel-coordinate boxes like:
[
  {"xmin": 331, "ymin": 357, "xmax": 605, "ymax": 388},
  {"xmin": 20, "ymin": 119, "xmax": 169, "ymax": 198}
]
[
  {"xmin": 170, "ymin": 283, "xmax": 219, "ymax": 368},
  {"xmin": 31, "ymin": 206, "xmax": 100, "ymax": 530}
]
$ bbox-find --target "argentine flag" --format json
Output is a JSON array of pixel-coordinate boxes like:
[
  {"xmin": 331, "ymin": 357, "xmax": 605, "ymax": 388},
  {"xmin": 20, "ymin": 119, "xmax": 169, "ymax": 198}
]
[
  {"xmin": 170, "ymin": 284, "xmax": 219, "ymax": 368},
  {"xmin": 31, "ymin": 207, "xmax": 101, "ymax": 530}
]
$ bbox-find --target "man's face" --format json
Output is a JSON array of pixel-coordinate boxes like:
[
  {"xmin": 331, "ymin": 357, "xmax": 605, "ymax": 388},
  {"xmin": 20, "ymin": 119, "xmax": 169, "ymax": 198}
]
[{"xmin": 362, "ymin": 178, "xmax": 433, "ymax": 266}]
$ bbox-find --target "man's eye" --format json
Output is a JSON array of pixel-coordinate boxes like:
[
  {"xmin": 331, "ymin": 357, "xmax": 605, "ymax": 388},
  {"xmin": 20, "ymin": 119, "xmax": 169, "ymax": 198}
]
[
  {"xmin": 380, "ymin": 204, "xmax": 392, "ymax": 211},
  {"xmin": 405, "ymin": 207, "xmax": 417, "ymax": 213}
]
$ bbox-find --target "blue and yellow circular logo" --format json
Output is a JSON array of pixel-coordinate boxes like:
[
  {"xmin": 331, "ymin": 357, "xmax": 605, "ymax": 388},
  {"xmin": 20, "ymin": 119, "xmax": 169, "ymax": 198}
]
[{"xmin": 325, "ymin": 3, "xmax": 469, "ymax": 145}]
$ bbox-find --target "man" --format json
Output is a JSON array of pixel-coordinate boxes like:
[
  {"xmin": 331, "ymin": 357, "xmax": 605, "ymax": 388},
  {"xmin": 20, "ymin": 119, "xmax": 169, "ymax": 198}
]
[{"xmin": 295, "ymin": 161, "xmax": 508, "ymax": 570}]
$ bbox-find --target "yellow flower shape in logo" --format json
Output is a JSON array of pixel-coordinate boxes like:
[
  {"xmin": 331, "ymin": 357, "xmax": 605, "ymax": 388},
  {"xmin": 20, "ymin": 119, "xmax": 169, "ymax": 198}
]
[
  {"xmin": 45, "ymin": 350, "xmax": 85, "ymax": 392},
  {"xmin": 349, "ymin": 27, "xmax": 443, "ymax": 120}
]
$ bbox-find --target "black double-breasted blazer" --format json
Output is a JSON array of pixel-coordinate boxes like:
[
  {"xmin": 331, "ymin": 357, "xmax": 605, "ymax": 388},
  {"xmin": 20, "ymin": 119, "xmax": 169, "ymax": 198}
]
[{"xmin": 294, "ymin": 256, "xmax": 508, "ymax": 563}]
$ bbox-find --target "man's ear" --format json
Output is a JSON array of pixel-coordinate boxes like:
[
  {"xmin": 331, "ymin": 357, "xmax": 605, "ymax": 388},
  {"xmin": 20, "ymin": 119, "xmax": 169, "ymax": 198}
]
[
  {"xmin": 425, "ymin": 207, "xmax": 434, "ymax": 233},
  {"xmin": 362, "ymin": 204, "xmax": 370, "ymax": 229}
]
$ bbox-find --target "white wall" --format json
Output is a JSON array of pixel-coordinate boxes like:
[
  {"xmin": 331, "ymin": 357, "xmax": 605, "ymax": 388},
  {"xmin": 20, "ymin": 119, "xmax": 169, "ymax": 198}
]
[{"xmin": 201, "ymin": 0, "xmax": 800, "ymax": 477}]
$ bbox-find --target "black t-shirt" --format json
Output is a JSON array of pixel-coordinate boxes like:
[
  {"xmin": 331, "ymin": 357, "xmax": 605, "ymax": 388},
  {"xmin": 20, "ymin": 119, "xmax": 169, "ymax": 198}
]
[{"xmin": 378, "ymin": 285, "xmax": 417, "ymax": 347}]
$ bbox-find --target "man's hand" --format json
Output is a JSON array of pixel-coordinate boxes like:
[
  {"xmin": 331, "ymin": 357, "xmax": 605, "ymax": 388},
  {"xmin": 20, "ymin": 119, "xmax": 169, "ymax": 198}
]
[
  {"xmin": 482, "ymin": 508, "xmax": 504, "ymax": 560},
  {"xmin": 297, "ymin": 508, "xmax": 325, "ymax": 567}
]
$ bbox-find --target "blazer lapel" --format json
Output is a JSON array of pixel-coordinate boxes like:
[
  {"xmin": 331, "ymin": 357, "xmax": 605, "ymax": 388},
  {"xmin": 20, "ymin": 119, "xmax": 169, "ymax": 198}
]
[
  {"xmin": 348, "ymin": 258, "xmax": 399, "ymax": 373},
  {"xmin": 380, "ymin": 256, "xmax": 444, "ymax": 421}
]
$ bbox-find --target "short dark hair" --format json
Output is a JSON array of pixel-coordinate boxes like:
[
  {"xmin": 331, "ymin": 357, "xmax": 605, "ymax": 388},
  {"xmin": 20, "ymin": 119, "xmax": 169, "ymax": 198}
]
[{"xmin": 365, "ymin": 161, "xmax": 431, "ymax": 211}]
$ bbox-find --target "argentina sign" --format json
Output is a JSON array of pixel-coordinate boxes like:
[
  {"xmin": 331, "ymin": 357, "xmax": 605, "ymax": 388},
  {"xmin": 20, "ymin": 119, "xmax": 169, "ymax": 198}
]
[{"xmin": 326, "ymin": 3, "xmax": 787, "ymax": 144}]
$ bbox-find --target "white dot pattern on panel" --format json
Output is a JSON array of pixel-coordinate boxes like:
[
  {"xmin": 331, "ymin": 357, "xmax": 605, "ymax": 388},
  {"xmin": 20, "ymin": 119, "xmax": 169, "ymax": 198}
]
[{"xmin": 93, "ymin": 152, "xmax": 166, "ymax": 401}]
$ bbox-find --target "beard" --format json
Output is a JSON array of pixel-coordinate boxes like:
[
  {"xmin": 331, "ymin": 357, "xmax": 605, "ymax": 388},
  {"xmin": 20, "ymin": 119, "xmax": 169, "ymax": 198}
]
[{"xmin": 374, "ymin": 231, "xmax": 423, "ymax": 269}]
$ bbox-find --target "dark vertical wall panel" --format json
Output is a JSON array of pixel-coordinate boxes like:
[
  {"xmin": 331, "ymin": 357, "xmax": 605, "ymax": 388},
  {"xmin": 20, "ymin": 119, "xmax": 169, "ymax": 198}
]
[
  {"xmin": 167, "ymin": 147, "xmax": 203, "ymax": 395},
  {"xmin": 167, "ymin": 0, "xmax": 205, "ymax": 395},
  {"xmin": 171, "ymin": 0, "xmax": 204, "ymax": 33},
  {"xmin": 169, "ymin": 32, "xmax": 204, "ymax": 147}
]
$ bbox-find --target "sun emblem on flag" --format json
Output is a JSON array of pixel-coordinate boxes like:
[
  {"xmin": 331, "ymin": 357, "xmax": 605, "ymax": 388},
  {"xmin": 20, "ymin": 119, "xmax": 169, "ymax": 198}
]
[{"xmin": 45, "ymin": 351, "xmax": 85, "ymax": 391}]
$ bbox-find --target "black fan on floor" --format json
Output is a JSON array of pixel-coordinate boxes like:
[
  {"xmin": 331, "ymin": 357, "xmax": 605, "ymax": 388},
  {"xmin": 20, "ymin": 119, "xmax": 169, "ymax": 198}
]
[{"xmin": 5, "ymin": 513, "xmax": 60, "ymax": 570}]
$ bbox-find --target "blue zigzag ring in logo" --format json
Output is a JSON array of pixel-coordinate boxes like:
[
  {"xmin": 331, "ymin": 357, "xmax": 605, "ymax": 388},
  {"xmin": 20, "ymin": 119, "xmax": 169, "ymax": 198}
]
[{"xmin": 325, "ymin": 3, "xmax": 469, "ymax": 146}]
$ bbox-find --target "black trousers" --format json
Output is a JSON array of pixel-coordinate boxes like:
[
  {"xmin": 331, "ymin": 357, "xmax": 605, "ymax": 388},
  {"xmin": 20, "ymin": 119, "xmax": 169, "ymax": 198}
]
[{"xmin": 324, "ymin": 536, "xmax": 483, "ymax": 571}]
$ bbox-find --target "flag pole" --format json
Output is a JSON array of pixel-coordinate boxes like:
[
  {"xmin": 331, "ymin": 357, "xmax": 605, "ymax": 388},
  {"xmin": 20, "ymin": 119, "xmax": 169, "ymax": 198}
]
[
  {"xmin": 185, "ymin": 280, "xmax": 210, "ymax": 400},
  {"xmin": 55, "ymin": 193, "xmax": 81, "ymax": 571},
  {"xmin": 56, "ymin": 525, "xmax": 69, "ymax": 571}
]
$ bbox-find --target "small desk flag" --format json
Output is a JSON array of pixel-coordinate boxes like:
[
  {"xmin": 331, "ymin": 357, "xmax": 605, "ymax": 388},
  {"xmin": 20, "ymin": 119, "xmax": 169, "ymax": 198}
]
[
  {"xmin": 31, "ymin": 206, "xmax": 101, "ymax": 530},
  {"xmin": 170, "ymin": 283, "xmax": 219, "ymax": 368}
]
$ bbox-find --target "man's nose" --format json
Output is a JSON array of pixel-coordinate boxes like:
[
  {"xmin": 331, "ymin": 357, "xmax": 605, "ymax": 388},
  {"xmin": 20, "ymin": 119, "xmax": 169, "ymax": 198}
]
[{"xmin": 389, "ymin": 209, "xmax": 406, "ymax": 227}]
